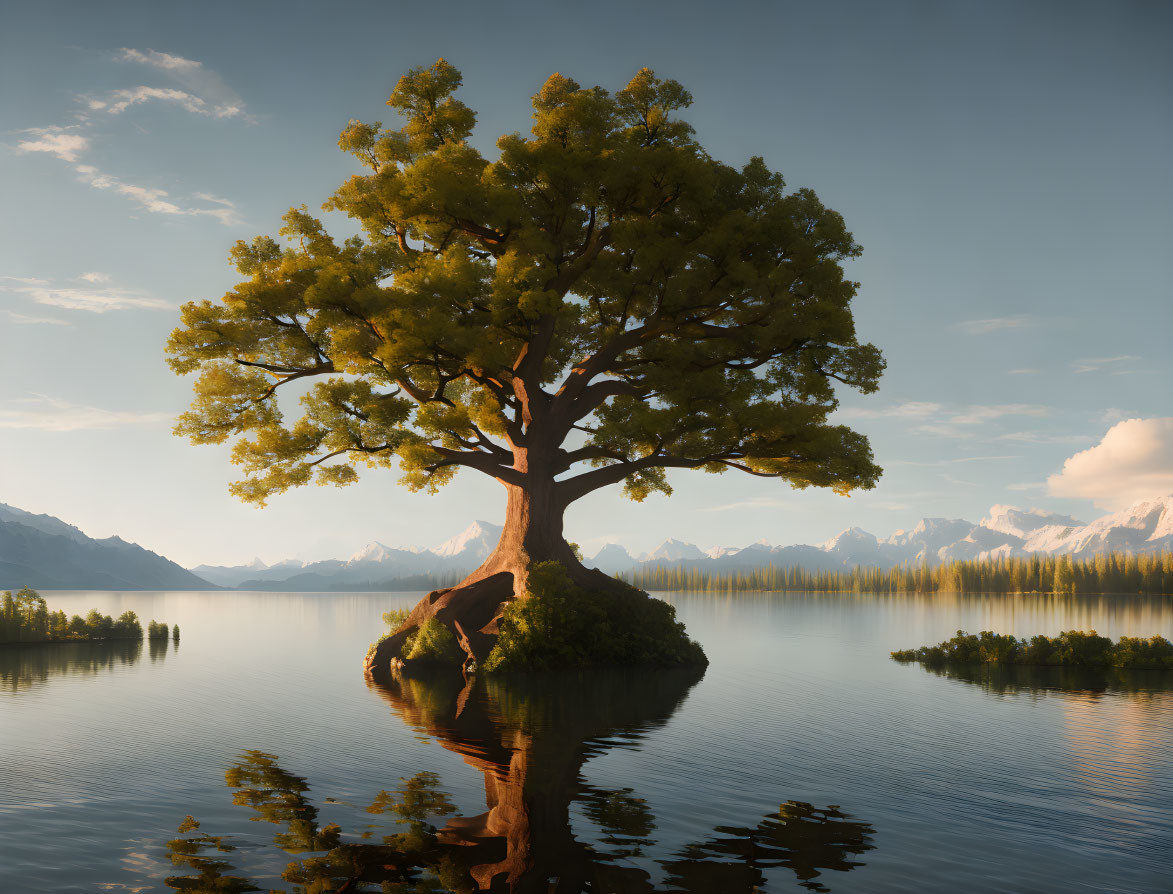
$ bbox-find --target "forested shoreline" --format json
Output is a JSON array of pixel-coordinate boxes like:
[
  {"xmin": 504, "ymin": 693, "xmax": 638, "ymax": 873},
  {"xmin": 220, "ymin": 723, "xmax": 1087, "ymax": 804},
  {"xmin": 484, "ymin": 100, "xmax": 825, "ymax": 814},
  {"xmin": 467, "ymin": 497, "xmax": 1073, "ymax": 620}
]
[
  {"xmin": 892, "ymin": 630, "xmax": 1173, "ymax": 669},
  {"xmin": 626, "ymin": 551, "xmax": 1173, "ymax": 595},
  {"xmin": 1, "ymin": 587, "xmax": 176, "ymax": 645}
]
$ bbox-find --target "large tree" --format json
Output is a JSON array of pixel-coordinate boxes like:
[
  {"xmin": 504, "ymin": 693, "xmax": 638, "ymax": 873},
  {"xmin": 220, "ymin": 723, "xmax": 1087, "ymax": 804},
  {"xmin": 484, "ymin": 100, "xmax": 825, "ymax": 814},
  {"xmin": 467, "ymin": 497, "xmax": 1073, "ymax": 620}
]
[{"xmin": 168, "ymin": 60, "xmax": 884, "ymax": 600}]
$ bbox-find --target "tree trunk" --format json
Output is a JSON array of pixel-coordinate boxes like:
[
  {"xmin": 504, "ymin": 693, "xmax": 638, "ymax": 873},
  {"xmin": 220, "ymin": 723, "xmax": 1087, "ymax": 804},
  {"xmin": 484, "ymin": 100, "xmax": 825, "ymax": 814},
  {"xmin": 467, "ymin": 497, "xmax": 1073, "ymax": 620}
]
[
  {"xmin": 363, "ymin": 469, "xmax": 627, "ymax": 680},
  {"xmin": 460, "ymin": 482, "xmax": 577, "ymax": 597}
]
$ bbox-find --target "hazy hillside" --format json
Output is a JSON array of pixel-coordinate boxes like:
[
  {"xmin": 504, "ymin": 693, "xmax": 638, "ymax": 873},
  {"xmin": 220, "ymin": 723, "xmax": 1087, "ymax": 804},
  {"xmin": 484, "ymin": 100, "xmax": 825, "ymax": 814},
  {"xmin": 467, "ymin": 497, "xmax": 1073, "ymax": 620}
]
[{"xmin": 0, "ymin": 504, "xmax": 217, "ymax": 591}]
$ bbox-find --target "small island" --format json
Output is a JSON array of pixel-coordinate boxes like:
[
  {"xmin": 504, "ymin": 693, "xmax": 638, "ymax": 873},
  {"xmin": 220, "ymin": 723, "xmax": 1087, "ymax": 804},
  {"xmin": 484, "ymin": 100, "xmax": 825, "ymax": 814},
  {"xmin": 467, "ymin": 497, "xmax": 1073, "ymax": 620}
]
[
  {"xmin": 892, "ymin": 629, "xmax": 1173, "ymax": 669},
  {"xmin": 1, "ymin": 587, "xmax": 176, "ymax": 645}
]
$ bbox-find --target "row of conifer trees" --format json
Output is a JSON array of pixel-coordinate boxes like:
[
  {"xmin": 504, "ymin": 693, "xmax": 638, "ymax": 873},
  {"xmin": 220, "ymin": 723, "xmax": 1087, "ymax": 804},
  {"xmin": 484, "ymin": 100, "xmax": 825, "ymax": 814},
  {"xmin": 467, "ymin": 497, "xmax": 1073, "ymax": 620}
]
[
  {"xmin": 625, "ymin": 551, "xmax": 1173, "ymax": 595},
  {"xmin": 0, "ymin": 587, "xmax": 178, "ymax": 644}
]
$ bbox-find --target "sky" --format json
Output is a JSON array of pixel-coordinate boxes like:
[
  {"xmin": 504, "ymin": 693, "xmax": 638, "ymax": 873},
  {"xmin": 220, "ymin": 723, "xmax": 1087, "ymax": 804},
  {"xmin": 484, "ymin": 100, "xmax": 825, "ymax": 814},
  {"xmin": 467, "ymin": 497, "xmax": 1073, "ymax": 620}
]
[{"xmin": 1, "ymin": 0, "xmax": 1171, "ymax": 567}]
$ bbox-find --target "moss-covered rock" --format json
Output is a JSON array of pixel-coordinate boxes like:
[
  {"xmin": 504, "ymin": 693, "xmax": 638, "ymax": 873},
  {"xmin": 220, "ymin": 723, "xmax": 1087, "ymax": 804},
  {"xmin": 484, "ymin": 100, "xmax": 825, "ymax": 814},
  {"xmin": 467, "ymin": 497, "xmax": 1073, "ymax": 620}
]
[
  {"xmin": 402, "ymin": 618, "xmax": 463, "ymax": 664},
  {"xmin": 482, "ymin": 562, "xmax": 707, "ymax": 672}
]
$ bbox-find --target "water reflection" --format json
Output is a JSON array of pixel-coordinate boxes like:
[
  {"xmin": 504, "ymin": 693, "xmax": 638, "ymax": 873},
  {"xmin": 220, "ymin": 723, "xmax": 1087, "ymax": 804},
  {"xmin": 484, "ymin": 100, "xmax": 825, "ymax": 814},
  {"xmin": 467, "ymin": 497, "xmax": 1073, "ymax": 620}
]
[
  {"xmin": 149, "ymin": 634, "xmax": 173, "ymax": 662},
  {"xmin": 0, "ymin": 640, "xmax": 148, "ymax": 692},
  {"xmin": 913, "ymin": 662, "xmax": 1173, "ymax": 699},
  {"xmin": 661, "ymin": 802, "xmax": 875, "ymax": 893},
  {"xmin": 163, "ymin": 668, "xmax": 877, "ymax": 892}
]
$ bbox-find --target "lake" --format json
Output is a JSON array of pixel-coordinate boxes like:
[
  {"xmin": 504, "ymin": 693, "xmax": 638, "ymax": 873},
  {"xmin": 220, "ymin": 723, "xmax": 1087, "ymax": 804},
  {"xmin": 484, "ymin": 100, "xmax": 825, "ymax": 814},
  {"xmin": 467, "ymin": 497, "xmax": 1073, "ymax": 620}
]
[{"xmin": 1, "ymin": 590, "xmax": 1170, "ymax": 892}]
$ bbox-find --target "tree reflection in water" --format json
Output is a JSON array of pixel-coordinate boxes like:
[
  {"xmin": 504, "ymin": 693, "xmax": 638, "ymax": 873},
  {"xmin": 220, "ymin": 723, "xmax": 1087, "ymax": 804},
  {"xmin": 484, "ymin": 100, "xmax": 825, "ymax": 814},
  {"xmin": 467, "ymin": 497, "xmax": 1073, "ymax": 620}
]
[
  {"xmin": 915, "ymin": 662, "xmax": 1173, "ymax": 699},
  {"xmin": 164, "ymin": 668, "xmax": 876, "ymax": 892},
  {"xmin": 0, "ymin": 639, "xmax": 147, "ymax": 692}
]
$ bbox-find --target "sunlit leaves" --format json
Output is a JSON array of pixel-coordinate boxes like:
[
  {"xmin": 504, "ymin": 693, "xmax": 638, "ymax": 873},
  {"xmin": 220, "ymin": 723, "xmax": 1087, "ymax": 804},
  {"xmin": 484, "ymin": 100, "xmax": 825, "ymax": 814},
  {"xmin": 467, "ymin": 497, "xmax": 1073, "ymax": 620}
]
[{"xmin": 169, "ymin": 59, "xmax": 885, "ymax": 508}]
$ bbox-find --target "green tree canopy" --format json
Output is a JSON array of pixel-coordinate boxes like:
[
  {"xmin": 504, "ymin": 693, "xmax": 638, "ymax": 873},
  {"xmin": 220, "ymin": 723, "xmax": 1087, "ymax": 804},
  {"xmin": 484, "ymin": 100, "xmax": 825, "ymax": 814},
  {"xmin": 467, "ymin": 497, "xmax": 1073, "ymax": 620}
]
[{"xmin": 168, "ymin": 59, "xmax": 883, "ymax": 589}]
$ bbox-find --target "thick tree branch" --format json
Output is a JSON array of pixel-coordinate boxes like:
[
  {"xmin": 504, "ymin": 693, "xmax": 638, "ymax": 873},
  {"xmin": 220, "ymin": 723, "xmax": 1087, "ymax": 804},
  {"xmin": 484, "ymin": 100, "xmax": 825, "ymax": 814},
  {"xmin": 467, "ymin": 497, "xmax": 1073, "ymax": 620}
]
[{"xmin": 427, "ymin": 446, "xmax": 525, "ymax": 487}]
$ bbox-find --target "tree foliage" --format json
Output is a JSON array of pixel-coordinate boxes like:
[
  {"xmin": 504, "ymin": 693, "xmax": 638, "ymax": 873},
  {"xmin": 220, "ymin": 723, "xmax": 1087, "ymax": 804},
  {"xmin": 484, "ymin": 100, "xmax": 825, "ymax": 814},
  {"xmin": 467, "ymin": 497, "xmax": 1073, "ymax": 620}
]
[
  {"xmin": 0, "ymin": 588, "xmax": 146, "ymax": 644},
  {"xmin": 892, "ymin": 629, "xmax": 1173, "ymax": 669},
  {"xmin": 167, "ymin": 59, "xmax": 883, "ymax": 509},
  {"xmin": 628, "ymin": 550, "xmax": 1173, "ymax": 595}
]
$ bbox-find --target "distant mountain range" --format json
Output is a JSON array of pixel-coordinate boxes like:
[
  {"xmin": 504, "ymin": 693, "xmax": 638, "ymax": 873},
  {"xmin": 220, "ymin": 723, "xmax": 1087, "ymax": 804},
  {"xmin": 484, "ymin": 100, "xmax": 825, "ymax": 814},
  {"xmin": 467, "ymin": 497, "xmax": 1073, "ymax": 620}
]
[
  {"xmin": 584, "ymin": 496, "xmax": 1173, "ymax": 575},
  {"xmin": 190, "ymin": 520, "xmax": 502, "ymax": 590},
  {"xmin": 2, "ymin": 495, "xmax": 1171, "ymax": 592},
  {"xmin": 0, "ymin": 503, "xmax": 216, "ymax": 591}
]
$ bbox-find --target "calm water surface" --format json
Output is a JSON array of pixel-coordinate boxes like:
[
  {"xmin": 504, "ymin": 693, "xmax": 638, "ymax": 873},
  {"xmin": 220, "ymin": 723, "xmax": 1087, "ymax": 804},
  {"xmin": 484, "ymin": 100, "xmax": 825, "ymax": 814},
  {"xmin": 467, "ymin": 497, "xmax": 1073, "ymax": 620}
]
[{"xmin": 1, "ymin": 590, "xmax": 1171, "ymax": 892}]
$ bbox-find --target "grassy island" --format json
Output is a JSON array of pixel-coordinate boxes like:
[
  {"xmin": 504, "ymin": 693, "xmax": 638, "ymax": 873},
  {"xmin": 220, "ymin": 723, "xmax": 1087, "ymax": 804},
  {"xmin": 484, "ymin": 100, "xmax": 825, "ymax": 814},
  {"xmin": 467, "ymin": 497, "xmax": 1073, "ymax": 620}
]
[
  {"xmin": 0, "ymin": 587, "xmax": 175, "ymax": 646},
  {"xmin": 892, "ymin": 629, "xmax": 1173, "ymax": 669},
  {"xmin": 367, "ymin": 562, "xmax": 706, "ymax": 675}
]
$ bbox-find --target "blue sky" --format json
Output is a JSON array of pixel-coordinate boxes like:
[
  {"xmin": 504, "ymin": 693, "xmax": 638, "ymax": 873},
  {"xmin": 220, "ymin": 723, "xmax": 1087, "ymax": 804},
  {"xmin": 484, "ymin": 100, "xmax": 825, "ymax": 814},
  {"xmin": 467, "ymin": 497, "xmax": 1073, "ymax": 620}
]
[{"xmin": 1, "ymin": 0, "xmax": 1171, "ymax": 566}]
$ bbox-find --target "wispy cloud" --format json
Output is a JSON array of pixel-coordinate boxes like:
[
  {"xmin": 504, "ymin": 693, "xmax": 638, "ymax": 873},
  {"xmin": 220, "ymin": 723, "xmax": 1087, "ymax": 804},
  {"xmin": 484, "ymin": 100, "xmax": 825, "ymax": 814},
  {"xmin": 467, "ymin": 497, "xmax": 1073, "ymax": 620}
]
[
  {"xmin": 11, "ymin": 52, "xmax": 246, "ymax": 228},
  {"xmin": 1072, "ymin": 355, "xmax": 1140, "ymax": 374},
  {"xmin": 74, "ymin": 164, "xmax": 241, "ymax": 225},
  {"xmin": 1006, "ymin": 481, "xmax": 1045, "ymax": 492},
  {"xmin": 1099, "ymin": 407, "xmax": 1136, "ymax": 424},
  {"xmin": 955, "ymin": 315, "xmax": 1039, "ymax": 335},
  {"xmin": 842, "ymin": 401, "xmax": 1051, "ymax": 436},
  {"xmin": 116, "ymin": 48, "xmax": 247, "ymax": 119},
  {"xmin": 14, "ymin": 126, "xmax": 89, "ymax": 162},
  {"xmin": 949, "ymin": 404, "xmax": 1051, "ymax": 425},
  {"xmin": 0, "ymin": 396, "xmax": 171, "ymax": 431},
  {"xmin": 1, "ymin": 274, "xmax": 168, "ymax": 312},
  {"xmin": 78, "ymin": 272, "xmax": 111, "ymax": 284},
  {"xmin": 836, "ymin": 401, "xmax": 943, "ymax": 421},
  {"xmin": 889, "ymin": 455, "xmax": 1019, "ymax": 467},
  {"xmin": 1007, "ymin": 368, "xmax": 1039, "ymax": 375},
  {"xmin": 703, "ymin": 496, "xmax": 789, "ymax": 512},
  {"xmin": 993, "ymin": 431, "xmax": 1093, "ymax": 445},
  {"xmin": 119, "ymin": 48, "xmax": 203, "ymax": 73},
  {"xmin": 2, "ymin": 309, "xmax": 71, "ymax": 326},
  {"xmin": 91, "ymin": 86, "xmax": 225, "ymax": 117}
]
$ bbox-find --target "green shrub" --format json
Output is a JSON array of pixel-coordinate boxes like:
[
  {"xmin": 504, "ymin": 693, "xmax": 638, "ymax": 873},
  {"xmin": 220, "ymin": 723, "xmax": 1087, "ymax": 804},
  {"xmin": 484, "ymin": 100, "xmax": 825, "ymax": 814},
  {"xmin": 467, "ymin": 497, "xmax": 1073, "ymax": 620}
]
[
  {"xmin": 892, "ymin": 629, "xmax": 1173, "ymax": 669},
  {"xmin": 383, "ymin": 608, "xmax": 411, "ymax": 630},
  {"xmin": 402, "ymin": 618, "xmax": 462, "ymax": 664},
  {"xmin": 482, "ymin": 562, "xmax": 706, "ymax": 672}
]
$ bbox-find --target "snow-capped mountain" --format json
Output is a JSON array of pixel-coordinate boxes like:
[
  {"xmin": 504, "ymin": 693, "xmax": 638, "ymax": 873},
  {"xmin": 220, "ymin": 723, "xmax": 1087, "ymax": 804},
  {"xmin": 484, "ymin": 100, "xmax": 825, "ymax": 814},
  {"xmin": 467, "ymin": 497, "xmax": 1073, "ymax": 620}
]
[
  {"xmin": 177, "ymin": 494, "xmax": 1173, "ymax": 590},
  {"xmin": 582, "ymin": 494, "xmax": 1173, "ymax": 575},
  {"xmin": 980, "ymin": 505, "xmax": 1084, "ymax": 540},
  {"xmin": 191, "ymin": 520, "xmax": 503, "ymax": 590},
  {"xmin": 641, "ymin": 538, "xmax": 708, "ymax": 563},
  {"xmin": 433, "ymin": 520, "xmax": 502, "ymax": 560}
]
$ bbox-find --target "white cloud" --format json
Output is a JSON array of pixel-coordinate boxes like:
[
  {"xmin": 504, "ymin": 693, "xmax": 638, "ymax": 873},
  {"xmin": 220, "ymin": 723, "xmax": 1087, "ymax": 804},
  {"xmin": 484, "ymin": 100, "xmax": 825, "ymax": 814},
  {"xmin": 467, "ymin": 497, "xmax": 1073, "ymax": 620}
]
[
  {"xmin": 73, "ymin": 164, "xmax": 241, "ymax": 225},
  {"xmin": 956, "ymin": 315, "xmax": 1038, "ymax": 335},
  {"xmin": 839, "ymin": 401, "xmax": 1052, "ymax": 439},
  {"xmin": 889, "ymin": 455, "xmax": 1018, "ymax": 467},
  {"xmin": 119, "ymin": 48, "xmax": 203, "ymax": 74},
  {"xmin": 102, "ymin": 86, "xmax": 211, "ymax": 116},
  {"xmin": 994, "ymin": 431, "xmax": 1093, "ymax": 445},
  {"xmin": 2, "ymin": 309, "xmax": 71, "ymax": 326},
  {"xmin": 78, "ymin": 272, "xmax": 112, "ymax": 284},
  {"xmin": 1007, "ymin": 368, "xmax": 1039, "ymax": 375},
  {"xmin": 14, "ymin": 126, "xmax": 89, "ymax": 162},
  {"xmin": 703, "ymin": 496, "xmax": 789, "ymax": 512},
  {"xmin": 117, "ymin": 48, "xmax": 247, "ymax": 119},
  {"xmin": 1006, "ymin": 481, "xmax": 1045, "ymax": 492},
  {"xmin": 1047, "ymin": 417, "xmax": 1173, "ymax": 510},
  {"xmin": 949, "ymin": 404, "xmax": 1050, "ymax": 424},
  {"xmin": 1099, "ymin": 408, "xmax": 1136, "ymax": 424},
  {"xmin": 0, "ymin": 275, "xmax": 168, "ymax": 312},
  {"xmin": 0, "ymin": 396, "xmax": 171, "ymax": 431},
  {"xmin": 836, "ymin": 401, "xmax": 943, "ymax": 421},
  {"xmin": 1072, "ymin": 355, "xmax": 1140, "ymax": 374}
]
